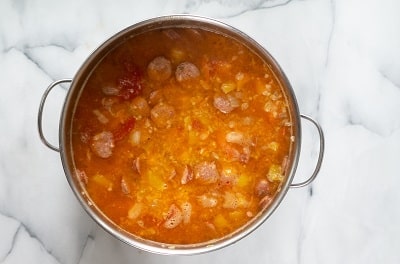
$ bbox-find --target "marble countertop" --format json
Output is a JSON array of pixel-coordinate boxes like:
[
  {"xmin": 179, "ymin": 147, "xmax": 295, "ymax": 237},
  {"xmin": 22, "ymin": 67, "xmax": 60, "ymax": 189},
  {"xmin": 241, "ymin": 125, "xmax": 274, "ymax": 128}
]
[{"xmin": 1, "ymin": 0, "xmax": 399, "ymax": 263}]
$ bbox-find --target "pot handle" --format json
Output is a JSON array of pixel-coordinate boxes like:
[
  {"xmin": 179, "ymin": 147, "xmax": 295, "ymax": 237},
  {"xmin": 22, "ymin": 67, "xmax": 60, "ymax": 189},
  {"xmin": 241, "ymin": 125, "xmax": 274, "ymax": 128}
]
[
  {"xmin": 290, "ymin": 114, "xmax": 325, "ymax": 188},
  {"xmin": 37, "ymin": 79, "xmax": 72, "ymax": 152}
]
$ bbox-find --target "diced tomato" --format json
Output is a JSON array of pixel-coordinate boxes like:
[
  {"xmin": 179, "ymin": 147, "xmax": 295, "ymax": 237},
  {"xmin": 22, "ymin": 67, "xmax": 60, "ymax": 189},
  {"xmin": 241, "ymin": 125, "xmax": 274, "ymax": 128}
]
[
  {"xmin": 117, "ymin": 65, "xmax": 143, "ymax": 100},
  {"xmin": 191, "ymin": 119, "xmax": 203, "ymax": 130},
  {"xmin": 123, "ymin": 61, "xmax": 139, "ymax": 73},
  {"xmin": 113, "ymin": 117, "xmax": 136, "ymax": 141}
]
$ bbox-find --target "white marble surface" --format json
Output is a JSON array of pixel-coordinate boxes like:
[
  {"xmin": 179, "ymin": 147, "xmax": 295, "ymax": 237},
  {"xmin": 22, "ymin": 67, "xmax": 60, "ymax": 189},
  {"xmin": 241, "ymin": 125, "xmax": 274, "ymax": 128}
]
[{"xmin": 1, "ymin": 0, "xmax": 400, "ymax": 263}]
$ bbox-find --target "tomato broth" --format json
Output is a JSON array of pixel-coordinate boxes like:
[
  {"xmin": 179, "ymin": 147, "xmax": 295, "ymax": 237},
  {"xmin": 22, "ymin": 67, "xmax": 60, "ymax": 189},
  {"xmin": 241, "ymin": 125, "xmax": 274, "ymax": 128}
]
[{"xmin": 71, "ymin": 27, "xmax": 293, "ymax": 244}]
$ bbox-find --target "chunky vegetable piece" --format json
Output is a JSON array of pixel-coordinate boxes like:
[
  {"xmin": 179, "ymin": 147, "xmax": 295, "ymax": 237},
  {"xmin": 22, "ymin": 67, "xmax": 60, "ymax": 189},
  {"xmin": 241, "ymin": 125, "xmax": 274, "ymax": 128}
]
[{"xmin": 71, "ymin": 28, "xmax": 293, "ymax": 245}]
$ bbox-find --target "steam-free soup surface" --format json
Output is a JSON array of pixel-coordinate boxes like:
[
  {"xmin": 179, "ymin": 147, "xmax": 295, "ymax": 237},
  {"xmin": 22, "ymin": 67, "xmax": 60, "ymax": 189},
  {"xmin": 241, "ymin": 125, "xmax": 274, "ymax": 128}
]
[{"xmin": 72, "ymin": 28, "xmax": 293, "ymax": 244}]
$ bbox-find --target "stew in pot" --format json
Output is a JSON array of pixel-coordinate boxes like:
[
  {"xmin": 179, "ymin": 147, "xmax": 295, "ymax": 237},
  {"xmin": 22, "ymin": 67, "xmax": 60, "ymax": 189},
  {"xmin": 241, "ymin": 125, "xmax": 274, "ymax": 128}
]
[{"xmin": 71, "ymin": 27, "xmax": 293, "ymax": 244}]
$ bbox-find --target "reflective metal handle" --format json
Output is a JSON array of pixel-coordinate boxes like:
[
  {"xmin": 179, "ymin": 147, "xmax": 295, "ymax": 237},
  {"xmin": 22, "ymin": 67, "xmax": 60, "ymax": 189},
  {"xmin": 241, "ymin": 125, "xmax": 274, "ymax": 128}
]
[
  {"xmin": 37, "ymin": 79, "xmax": 72, "ymax": 152},
  {"xmin": 290, "ymin": 114, "xmax": 325, "ymax": 188}
]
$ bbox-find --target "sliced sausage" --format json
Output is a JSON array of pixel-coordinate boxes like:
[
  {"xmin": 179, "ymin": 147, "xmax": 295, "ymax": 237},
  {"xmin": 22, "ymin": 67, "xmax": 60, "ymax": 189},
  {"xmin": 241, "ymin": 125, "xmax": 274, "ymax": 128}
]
[
  {"xmin": 91, "ymin": 131, "xmax": 114, "ymax": 158},
  {"xmin": 213, "ymin": 94, "xmax": 234, "ymax": 114},
  {"xmin": 194, "ymin": 161, "xmax": 219, "ymax": 184},
  {"xmin": 148, "ymin": 89, "xmax": 164, "ymax": 106},
  {"xmin": 147, "ymin": 56, "xmax": 172, "ymax": 82},
  {"xmin": 163, "ymin": 204, "xmax": 183, "ymax": 229},
  {"xmin": 150, "ymin": 103, "xmax": 175, "ymax": 128},
  {"xmin": 130, "ymin": 96, "xmax": 150, "ymax": 118},
  {"xmin": 175, "ymin": 62, "xmax": 200, "ymax": 82}
]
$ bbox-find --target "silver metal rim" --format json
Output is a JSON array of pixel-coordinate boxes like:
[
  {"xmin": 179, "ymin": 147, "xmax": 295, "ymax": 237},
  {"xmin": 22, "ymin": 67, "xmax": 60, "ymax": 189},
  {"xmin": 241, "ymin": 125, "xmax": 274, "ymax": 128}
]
[{"xmin": 58, "ymin": 15, "xmax": 303, "ymax": 255}]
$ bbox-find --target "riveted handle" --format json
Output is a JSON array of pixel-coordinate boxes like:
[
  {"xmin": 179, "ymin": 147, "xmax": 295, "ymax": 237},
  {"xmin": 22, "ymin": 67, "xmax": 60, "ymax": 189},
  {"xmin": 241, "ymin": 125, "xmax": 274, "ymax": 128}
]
[
  {"xmin": 290, "ymin": 114, "xmax": 325, "ymax": 188},
  {"xmin": 37, "ymin": 79, "xmax": 72, "ymax": 152}
]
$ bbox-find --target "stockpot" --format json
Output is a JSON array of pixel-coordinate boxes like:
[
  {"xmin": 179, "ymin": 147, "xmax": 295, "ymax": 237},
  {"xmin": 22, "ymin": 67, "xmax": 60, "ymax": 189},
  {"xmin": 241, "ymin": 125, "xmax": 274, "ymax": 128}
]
[{"xmin": 38, "ymin": 15, "xmax": 324, "ymax": 255}]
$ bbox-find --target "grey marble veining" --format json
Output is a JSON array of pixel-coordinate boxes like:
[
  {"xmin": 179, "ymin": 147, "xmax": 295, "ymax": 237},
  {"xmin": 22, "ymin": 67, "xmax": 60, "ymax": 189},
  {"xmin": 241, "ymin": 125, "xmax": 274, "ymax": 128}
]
[{"xmin": 1, "ymin": 0, "xmax": 399, "ymax": 263}]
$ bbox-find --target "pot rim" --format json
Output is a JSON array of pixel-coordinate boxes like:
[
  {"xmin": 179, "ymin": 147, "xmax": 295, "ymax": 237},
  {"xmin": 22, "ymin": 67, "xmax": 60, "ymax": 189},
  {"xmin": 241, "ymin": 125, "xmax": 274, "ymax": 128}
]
[{"xmin": 59, "ymin": 14, "xmax": 302, "ymax": 255}]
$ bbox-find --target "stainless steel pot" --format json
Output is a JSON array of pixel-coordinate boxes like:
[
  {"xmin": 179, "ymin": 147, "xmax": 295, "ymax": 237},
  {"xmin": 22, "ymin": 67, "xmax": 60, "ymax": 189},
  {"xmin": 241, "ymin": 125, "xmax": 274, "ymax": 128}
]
[{"xmin": 38, "ymin": 15, "xmax": 324, "ymax": 255}]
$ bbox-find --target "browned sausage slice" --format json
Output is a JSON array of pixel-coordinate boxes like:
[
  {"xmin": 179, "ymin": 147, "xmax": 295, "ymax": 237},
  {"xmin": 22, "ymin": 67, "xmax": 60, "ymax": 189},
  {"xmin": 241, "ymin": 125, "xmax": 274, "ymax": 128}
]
[
  {"xmin": 194, "ymin": 161, "xmax": 219, "ymax": 184},
  {"xmin": 150, "ymin": 103, "xmax": 175, "ymax": 128},
  {"xmin": 91, "ymin": 131, "xmax": 115, "ymax": 158},
  {"xmin": 175, "ymin": 62, "xmax": 200, "ymax": 82},
  {"xmin": 147, "ymin": 56, "xmax": 172, "ymax": 82},
  {"xmin": 213, "ymin": 94, "xmax": 234, "ymax": 114},
  {"xmin": 164, "ymin": 204, "xmax": 183, "ymax": 229}
]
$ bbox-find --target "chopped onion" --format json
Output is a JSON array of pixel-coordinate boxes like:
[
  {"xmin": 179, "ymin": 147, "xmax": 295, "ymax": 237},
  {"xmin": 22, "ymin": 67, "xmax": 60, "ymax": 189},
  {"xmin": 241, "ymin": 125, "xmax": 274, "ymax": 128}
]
[
  {"xmin": 235, "ymin": 72, "xmax": 244, "ymax": 81},
  {"xmin": 264, "ymin": 101, "xmax": 274, "ymax": 112},
  {"xmin": 197, "ymin": 195, "xmax": 218, "ymax": 208},
  {"xmin": 93, "ymin": 109, "xmax": 109, "ymax": 124},
  {"xmin": 128, "ymin": 203, "xmax": 143, "ymax": 220},
  {"xmin": 130, "ymin": 130, "xmax": 141, "ymax": 146},
  {"xmin": 102, "ymin": 85, "xmax": 120, "ymax": 96},
  {"xmin": 225, "ymin": 131, "xmax": 244, "ymax": 144}
]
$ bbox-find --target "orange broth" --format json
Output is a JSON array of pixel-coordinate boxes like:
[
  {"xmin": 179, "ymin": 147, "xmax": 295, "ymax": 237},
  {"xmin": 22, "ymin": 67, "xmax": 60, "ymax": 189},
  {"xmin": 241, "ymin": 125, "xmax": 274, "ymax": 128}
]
[{"xmin": 71, "ymin": 28, "xmax": 293, "ymax": 244}]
